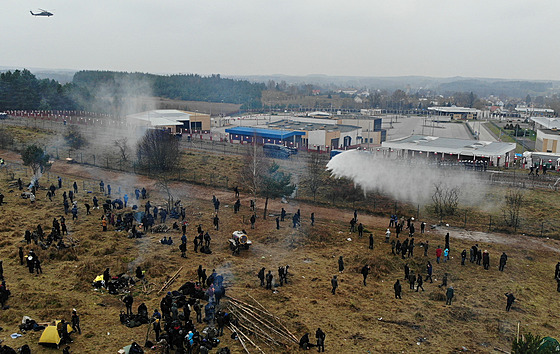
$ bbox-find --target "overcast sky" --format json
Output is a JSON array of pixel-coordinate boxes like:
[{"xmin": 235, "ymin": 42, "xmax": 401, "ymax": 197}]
[{"xmin": 1, "ymin": 0, "xmax": 558, "ymax": 80}]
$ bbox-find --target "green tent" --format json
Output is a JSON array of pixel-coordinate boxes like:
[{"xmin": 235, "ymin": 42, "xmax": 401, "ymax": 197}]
[{"xmin": 539, "ymin": 337, "xmax": 560, "ymax": 352}]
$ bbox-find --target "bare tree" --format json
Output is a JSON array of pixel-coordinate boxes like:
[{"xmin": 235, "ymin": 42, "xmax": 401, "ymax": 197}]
[
  {"xmin": 114, "ymin": 137, "xmax": 130, "ymax": 162},
  {"xmin": 238, "ymin": 139, "xmax": 269, "ymax": 209},
  {"xmin": 156, "ymin": 175, "xmax": 175, "ymax": 212},
  {"xmin": 137, "ymin": 130, "xmax": 179, "ymax": 172},
  {"xmin": 432, "ymin": 183, "xmax": 460, "ymax": 222},
  {"xmin": 305, "ymin": 152, "xmax": 326, "ymax": 201},
  {"xmin": 502, "ymin": 189, "xmax": 524, "ymax": 231}
]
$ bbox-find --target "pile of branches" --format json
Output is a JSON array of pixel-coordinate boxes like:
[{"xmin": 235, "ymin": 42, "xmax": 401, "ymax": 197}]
[
  {"xmin": 152, "ymin": 224, "xmax": 170, "ymax": 233},
  {"xmin": 226, "ymin": 295, "xmax": 298, "ymax": 353}
]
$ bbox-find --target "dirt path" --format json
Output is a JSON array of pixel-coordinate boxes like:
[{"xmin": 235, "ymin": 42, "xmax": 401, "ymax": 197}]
[{"xmin": 4, "ymin": 149, "xmax": 559, "ymax": 255}]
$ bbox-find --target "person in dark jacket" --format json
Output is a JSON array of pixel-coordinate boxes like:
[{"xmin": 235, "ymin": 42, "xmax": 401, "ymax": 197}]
[
  {"xmin": 258, "ymin": 267, "xmax": 265, "ymax": 287},
  {"xmin": 446, "ymin": 286, "xmax": 454, "ymax": 305},
  {"xmin": 331, "ymin": 275, "xmax": 338, "ymax": 295},
  {"xmin": 338, "ymin": 256, "xmax": 344, "ymax": 273},
  {"xmin": 394, "ymin": 279, "xmax": 402, "ymax": 299},
  {"xmin": 361, "ymin": 265, "xmax": 370, "ymax": 286},
  {"xmin": 505, "ymin": 292, "xmax": 516, "ymax": 311},
  {"xmin": 499, "ymin": 252, "xmax": 508, "ymax": 271},
  {"xmin": 315, "ymin": 328, "xmax": 326, "ymax": 352},
  {"xmin": 71, "ymin": 309, "xmax": 81, "ymax": 334}
]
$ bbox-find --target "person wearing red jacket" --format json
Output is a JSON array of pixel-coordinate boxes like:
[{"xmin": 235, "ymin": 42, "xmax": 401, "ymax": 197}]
[{"xmin": 435, "ymin": 246, "xmax": 443, "ymax": 264}]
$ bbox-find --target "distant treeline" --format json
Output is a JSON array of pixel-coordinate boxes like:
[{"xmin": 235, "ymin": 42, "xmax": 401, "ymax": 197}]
[
  {"xmin": 0, "ymin": 69, "xmax": 264, "ymax": 113},
  {"xmin": 0, "ymin": 69, "xmax": 77, "ymax": 111},
  {"xmin": 73, "ymin": 71, "xmax": 265, "ymax": 108}
]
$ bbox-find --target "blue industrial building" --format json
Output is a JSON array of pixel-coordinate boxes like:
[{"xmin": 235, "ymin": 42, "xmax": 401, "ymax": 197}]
[{"xmin": 225, "ymin": 127, "xmax": 305, "ymax": 146}]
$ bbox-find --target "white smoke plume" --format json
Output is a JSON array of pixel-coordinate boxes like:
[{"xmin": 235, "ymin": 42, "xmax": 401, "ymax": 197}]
[{"xmin": 326, "ymin": 150, "xmax": 489, "ymax": 207}]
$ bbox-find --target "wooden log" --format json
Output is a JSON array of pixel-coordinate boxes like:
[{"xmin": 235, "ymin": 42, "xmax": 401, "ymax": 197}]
[
  {"xmin": 158, "ymin": 267, "xmax": 183, "ymax": 293},
  {"xmin": 228, "ymin": 325, "xmax": 250, "ymax": 354},
  {"xmin": 228, "ymin": 301, "xmax": 295, "ymax": 344},
  {"xmin": 231, "ymin": 323, "xmax": 265, "ymax": 354}
]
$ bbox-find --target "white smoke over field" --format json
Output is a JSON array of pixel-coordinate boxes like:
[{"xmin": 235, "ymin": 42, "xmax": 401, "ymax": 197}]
[{"xmin": 326, "ymin": 150, "xmax": 489, "ymax": 207}]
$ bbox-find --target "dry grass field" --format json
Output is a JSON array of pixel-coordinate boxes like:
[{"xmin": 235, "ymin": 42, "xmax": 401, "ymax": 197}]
[{"xmin": 0, "ymin": 147, "xmax": 558, "ymax": 353}]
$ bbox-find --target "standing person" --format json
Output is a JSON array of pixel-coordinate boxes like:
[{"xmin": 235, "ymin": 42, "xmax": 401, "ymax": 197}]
[
  {"xmin": 555, "ymin": 262, "xmax": 560, "ymax": 280},
  {"xmin": 445, "ymin": 232, "xmax": 450, "ymax": 251},
  {"xmin": 258, "ymin": 267, "xmax": 265, "ymax": 287},
  {"xmin": 408, "ymin": 238, "xmax": 415, "ymax": 258},
  {"xmin": 213, "ymin": 215, "xmax": 219, "ymax": 231},
  {"xmin": 153, "ymin": 318, "xmax": 161, "ymax": 342},
  {"xmin": 265, "ymin": 271, "xmax": 273, "ymax": 290},
  {"xmin": 446, "ymin": 286, "xmax": 454, "ymax": 305},
  {"xmin": 499, "ymin": 252, "xmax": 508, "ymax": 271},
  {"xmin": 276, "ymin": 217, "xmax": 280, "ymax": 230},
  {"xmin": 311, "ymin": 213, "xmax": 315, "ymax": 226},
  {"xmin": 394, "ymin": 279, "xmax": 402, "ymax": 299},
  {"xmin": 369, "ymin": 234, "xmax": 374, "ymax": 250},
  {"xmin": 353, "ymin": 210, "xmax": 358, "ymax": 222},
  {"xmin": 443, "ymin": 248, "xmax": 449, "ymax": 263},
  {"xmin": 123, "ymin": 294, "xmax": 134, "ymax": 315},
  {"xmin": 483, "ymin": 250, "xmax": 490, "ymax": 270},
  {"xmin": 439, "ymin": 273, "xmax": 448, "ymax": 289},
  {"xmin": 423, "ymin": 240, "xmax": 429, "ymax": 257},
  {"xmin": 315, "ymin": 328, "xmax": 325, "ymax": 352},
  {"xmin": 425, "ymin": 261, "xmax": 433, "ymax": 283},
  {"xmin": 73, "ymin": 181, "xmax": 78, "ymax": 194},
  {"xmin": 421, "ymin": 222, "xmax": 426, "ymax": 234},
  {"xmin": 102, "ymin": 217, "xmax": 107, "ymax": 232},
  {"xmin": 123, "ymin": 194, "xmax": 128, "ymax": 208},
  {"xmin": 250, "ymin": 214, "xmax": 256, "ymax": 229},
  {"xmin": 281, "ymin": 208, "xmax": 286, "ymax": 221},
  {"xmin": 401, "ymin": 238, "xmax": 409, "ymax": 260},
  {"xmin": 361, "ymin": 265, "xmax": 370, "ymax": 286},
  {"xmin": 416, "ymin": 274, "xmax": 424, "ymax": 292},
  {"xmin": 385, "ymin": 229, "xmax": 391, "ymax": 243},
  {"xmin": 58, "ymin": 176, "xmax": 62, "ymax": 189},
  {"xmin": 505, "ymin": 292, "xmax": 516, "ymax": 311},
  {"xmin": 357, "ymin": 223, "xmax": 364, "ymax": 237},
  {"xmin": 99, "ymin": 180, "xmax": 104, "ymax": 193},
  {"xmin": 404, "ymin": 263, "xmax": 410, "ymax": 280},
  {"xmin": 71, "ymin": 309, "xmax": 81, "ymax": 334},
  {"xmin": 107, "ymin": 185, "xmax": 111, "ymax": 196},
  {"xmin": 338, "ymin": 256, "xmax": 344, "ymax": 273},
  {"xmin": 179, "ymin": 242, "xmax": 187, "ymax": 258},
  {"xmin": 436, "ymin": 246, "xmax": 442, "ymax": 264},
  {"xmin": 331, "ymin": 275, "xmax": 338, "ymax": 295},
  {"xmin": 409, "ymin": 272, "xmax": 416, "ymax": 290},
  {"xmin": 391, "ymin": 239, "xmax": 396, "ymax": 254},
  {"xmin": 34, "ymin": 257, "xmax": 42, "ymax": 274},
  {"xmin": 19, "ymin": 247, "xmax": 24, "ymax": 265},
  {"xmin": 461, "ymin": 249, "xmax": 467, "ymax": 265}
]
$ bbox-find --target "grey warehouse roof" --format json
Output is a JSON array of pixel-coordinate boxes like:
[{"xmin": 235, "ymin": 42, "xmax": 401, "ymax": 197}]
[
  {"xmin": 268, "ymin": 119, "xmax": 360, "ymax": 133},
  {"xmin": 382, "ymin": 135, "xmax": 516, "ymax": 157},
  {"xmin": 530, "ymin": 117, "xmax": 560, "ymax": 129}
]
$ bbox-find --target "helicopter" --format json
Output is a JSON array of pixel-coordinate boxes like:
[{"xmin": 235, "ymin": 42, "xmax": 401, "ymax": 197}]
[{"xmin": 30, "ymin": 9, "xmax": 54, "ymax": 17}]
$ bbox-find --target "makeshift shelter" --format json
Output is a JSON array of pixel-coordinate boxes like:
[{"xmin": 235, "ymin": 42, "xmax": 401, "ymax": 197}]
[
  {"xmin": 38, "ymin": 321, "xmax": 73, "ymax": 347},
  {"xmin": 540, "ymin": 337, "xmax": 560, "ymax": 352}
]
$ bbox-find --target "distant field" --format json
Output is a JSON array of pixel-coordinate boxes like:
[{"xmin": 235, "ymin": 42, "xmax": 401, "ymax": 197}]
[{"xmin": 137, "ymin": 96, "xmax": 241, "ymax": 116}]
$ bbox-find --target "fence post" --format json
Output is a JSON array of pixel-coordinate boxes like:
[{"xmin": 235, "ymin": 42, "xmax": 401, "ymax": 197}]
[{"xmin": 541, "ymin": 222, "xmax": 544, "ymax": 237}]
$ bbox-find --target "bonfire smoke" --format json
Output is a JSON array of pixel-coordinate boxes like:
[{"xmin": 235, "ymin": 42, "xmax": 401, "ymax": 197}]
[{"xmin": 326, "ymin": 150, "xmax": 489, "ymax": 207}]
